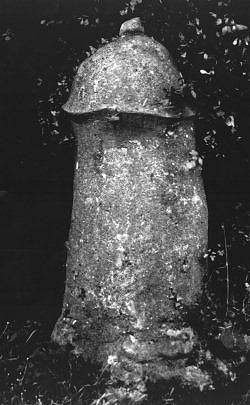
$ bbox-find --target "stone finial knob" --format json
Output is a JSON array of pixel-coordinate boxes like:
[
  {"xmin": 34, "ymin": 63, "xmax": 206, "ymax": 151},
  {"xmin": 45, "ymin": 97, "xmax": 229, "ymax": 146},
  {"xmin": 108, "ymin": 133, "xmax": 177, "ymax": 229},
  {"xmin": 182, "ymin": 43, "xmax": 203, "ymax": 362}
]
[{"xmin": 119, "ymin": 17, "xmax": 145, "ymax": 36}]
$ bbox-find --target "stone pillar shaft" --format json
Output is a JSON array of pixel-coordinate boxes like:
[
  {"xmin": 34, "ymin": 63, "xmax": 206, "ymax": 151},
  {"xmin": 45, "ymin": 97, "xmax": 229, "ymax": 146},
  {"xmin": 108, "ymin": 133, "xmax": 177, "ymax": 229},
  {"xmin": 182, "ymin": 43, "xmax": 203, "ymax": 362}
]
[{"xmin": 53, "ymin": 113, "xmax": 207, "ymax": 365}]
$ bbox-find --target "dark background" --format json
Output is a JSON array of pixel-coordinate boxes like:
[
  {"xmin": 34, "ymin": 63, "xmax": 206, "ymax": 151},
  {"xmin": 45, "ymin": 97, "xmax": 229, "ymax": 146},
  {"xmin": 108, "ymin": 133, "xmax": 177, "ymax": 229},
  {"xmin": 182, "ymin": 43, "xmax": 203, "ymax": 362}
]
[{"xmin": 0, "ymin": 0, "xmax": 249, "ymax": 326}]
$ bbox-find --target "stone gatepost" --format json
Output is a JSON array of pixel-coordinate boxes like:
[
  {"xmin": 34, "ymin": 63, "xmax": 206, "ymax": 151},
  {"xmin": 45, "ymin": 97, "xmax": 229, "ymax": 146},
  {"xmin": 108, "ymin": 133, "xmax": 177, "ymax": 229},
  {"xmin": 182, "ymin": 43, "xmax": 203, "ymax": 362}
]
[{"xmin": 52, "ymin": 17, "xmax": 208, "ymax": 401}]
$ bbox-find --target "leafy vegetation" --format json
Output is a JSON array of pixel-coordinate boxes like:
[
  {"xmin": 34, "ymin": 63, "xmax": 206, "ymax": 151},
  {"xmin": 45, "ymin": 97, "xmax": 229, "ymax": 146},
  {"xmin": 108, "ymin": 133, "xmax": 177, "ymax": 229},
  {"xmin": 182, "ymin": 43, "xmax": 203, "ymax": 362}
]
[{"xmin": 0, "ymin": 0, "xmax": 249, "ymax": 403}]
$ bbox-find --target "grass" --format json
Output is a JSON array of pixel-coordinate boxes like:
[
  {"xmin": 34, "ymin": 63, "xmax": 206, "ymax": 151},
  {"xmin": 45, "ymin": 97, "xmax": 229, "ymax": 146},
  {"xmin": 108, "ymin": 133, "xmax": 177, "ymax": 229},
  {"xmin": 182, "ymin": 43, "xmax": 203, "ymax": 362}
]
[
  {"xmin": 0, "ymin": 317, "xmax": 249, "ymax": 405},
  {"xmin": 0, "ymin": 320, "xmax": 108, "ymax": 405}
]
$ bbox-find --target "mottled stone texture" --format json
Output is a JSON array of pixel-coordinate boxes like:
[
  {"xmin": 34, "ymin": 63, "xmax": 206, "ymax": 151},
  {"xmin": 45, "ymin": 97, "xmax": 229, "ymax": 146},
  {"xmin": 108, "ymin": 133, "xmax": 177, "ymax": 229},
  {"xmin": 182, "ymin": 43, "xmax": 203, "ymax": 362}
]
[
  {"xmin": 52, "ymin": 113, "xmax": 208, "ymax": 384},
  {"xmin": 52, "ymin": 18, "xmax": 208, "ymax": 395},
  {"xmin": 63, "ymin": 28, "xmax": 194, "ymax": 119}
]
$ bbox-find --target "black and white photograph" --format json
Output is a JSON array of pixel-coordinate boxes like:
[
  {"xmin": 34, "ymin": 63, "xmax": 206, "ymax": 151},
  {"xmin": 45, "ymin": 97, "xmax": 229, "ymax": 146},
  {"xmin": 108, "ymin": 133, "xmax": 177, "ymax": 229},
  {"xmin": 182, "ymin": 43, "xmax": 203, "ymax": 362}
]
[{"xmin": 0, "ymin": 0, "xmax": 249, "ymax": 403}]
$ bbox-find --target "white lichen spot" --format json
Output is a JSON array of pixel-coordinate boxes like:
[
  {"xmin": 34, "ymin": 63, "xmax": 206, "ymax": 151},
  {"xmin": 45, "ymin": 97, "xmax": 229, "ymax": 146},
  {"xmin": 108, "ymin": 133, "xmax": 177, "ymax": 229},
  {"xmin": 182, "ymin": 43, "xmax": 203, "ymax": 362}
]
[
  {"xmin": 85, "ymin": 197, "xmax": 93, "ymax": 205},
  {"xmin": 132, "ymin": 313, "xmax": 146, "ymax": 330},
  {"xmin": 216, "ymin": 359, "xmax": 229, "ymax": 375},
  {"xmin": 123, "ymin": 337, "xmax": 138, "ymax": 355},
  {"xmin": 166, "ymin": 130, "xmax": 175, "ymax": 136},
  {"xmin": 166, "ymin": 207, "xmax": 172, "ymax": 214},
  {"xmin": 117, "ymin": 245, "xmax": 125, "ymax": 253},
  {"xmin": 166, "ymin": 328, "xmax": 182, "ymax": 338},
  {"xmin": 116, "ymin": 233, "xmax": 129, "ymax": 243},
  {"xmin": 109, "ymin": 270, "xmax": 115, "ymax": 284},
  {"xmin": 130, "ymin": 334, "xmax": 137, "ymax": 344},
  {"xmin": 120, "ymin": 147, "xmax": 128, "ymax": 155},
  {"xmin": 107, "ymin": 354, "xmax": 118, "ymax": 365},
  {"xmin": 115, "ymin": 233, "xmax": 129, "ymax": 268},
  {"xmin": 104, "ymin": 296, "xmax": 119, "ymax": 309},
  {"xmin": 115, "ymin": 254, "xmax": 123, "ymax": 268},
  {"xmin": 185, "ymin": 366, "xmax": 212, "ymax": 391},
  {"xmin": 126, "ymin": 300, "xmax": 136, "ymax": 315},
  {"xmin": 183, "ymin": 160, "xmax": 196, "ymax": 171},
  {"xmin": 190, "ymin": 149, "xmax": 198, "ymax": 157},
  {"xmin": 180, "ymin": 197, "xmax": 189, "ymax": 206},
  {"xmin": 192, "ymin": 194, "xmax": 202, "ymax": 204},
  {"xmin": 168, "ymin": 273, "xmax": 175, "ymax": 283}
]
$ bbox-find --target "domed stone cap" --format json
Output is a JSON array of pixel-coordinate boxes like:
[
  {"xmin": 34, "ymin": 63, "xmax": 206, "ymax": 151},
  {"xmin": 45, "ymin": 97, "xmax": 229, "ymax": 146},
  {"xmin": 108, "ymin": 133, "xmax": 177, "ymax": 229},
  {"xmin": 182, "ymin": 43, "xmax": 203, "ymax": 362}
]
[{"xmin": 63, "ymin": 18, "xmax": 195, "ymax": 119}]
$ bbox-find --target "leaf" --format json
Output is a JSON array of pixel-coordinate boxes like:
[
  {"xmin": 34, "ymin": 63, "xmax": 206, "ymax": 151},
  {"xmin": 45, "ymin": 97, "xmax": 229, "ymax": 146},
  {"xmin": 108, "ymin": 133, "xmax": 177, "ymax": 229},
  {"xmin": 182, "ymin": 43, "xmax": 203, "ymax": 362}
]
[
  {"xmin": 120, "ymin": 7, "xmax": 128, "ymax": 16},
  {"xmin": 190, "ymin": 149, "xmax": 198, "ymax": 157},
  {"xmin": 225, "ymin": 115, "xmax": 235, "ymax": 127},
  {"xmin": 222, "ymin": 26, "xmax": 231, "ymax": 35},
  {"xmin": 200, "ymin": 69, "xmax": 214, "ymax": 75},
  {"xmin": 234, "ymin": 24, "xmax": 248, "ymax": 31},
  {"xmin": 129, "ymin": 0, "xmax": 143, "ymax": 12},
  {"xmin": 191, "ymin": 89, "xmax": 197, "ymax": 99},
  {"xmin": 222, "ymin": 23, "xmax": 248, "ymax": 35},
  {"xmin": 25, "ymin": 329, "xmax": 37, "ymax": 343},
  {"xmin": 80, "ymin": 18, "xmax": 89, "ymax": 26},
  {"xmin": 101, "ymin": 37, "xmax": 108, "ymax": 44},
  {"xmin": 89, "ymin": 45, "xmax": 96, "ymax": 54},
  {"xmin": 198, "ymin": 157, "xmax": 203, "ymax": 166}
]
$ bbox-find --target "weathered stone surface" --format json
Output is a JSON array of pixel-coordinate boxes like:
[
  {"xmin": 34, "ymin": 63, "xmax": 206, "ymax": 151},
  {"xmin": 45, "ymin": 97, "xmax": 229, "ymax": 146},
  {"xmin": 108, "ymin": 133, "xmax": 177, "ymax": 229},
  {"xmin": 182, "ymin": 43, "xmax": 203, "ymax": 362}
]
[
  {"xmin": 52, "ymin": 114, "xmax": 207, "ymax": 367},
  {"xmin": 52, "ymin": 18, "xmax": 208, "ymax": 396},
  {"xmin": 63, "ymin": 19, "xmax": 194, "ymax": 119}
]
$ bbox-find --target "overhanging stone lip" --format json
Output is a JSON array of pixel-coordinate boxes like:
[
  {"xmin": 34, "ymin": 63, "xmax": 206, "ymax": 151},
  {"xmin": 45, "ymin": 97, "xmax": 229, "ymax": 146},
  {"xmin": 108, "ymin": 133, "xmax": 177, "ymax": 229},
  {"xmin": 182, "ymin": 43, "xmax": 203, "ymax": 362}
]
[
  {"xmin": 62, "ymin": 30, "xmax": 194, "ymax": 118},
  {"xmin": 62, "ymin": 104, "xmax": 196, "ymax": 119}
]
